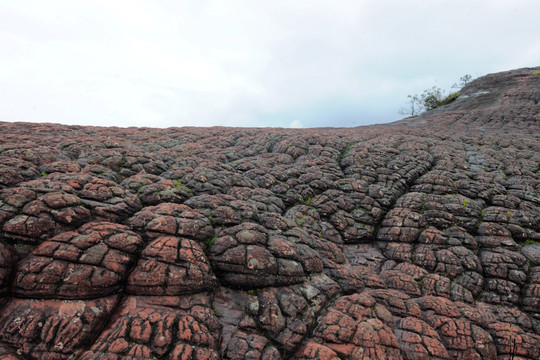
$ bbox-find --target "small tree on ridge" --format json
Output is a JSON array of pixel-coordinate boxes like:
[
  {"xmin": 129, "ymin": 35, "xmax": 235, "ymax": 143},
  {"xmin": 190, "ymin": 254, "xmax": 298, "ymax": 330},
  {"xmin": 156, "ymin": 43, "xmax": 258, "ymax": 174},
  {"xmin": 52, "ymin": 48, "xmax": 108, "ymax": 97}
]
[{"xmin": 400, "ymin": 74, "xmax": 473, "ymax": 116}]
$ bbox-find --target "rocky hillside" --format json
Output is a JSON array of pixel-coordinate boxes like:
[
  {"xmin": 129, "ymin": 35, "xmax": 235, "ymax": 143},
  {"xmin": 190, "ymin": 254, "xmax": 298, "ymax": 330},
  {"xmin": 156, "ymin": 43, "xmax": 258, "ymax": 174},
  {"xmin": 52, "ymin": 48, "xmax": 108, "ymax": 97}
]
[
  {"xmin": 0, "ymin": 67, "xmax": 539, "ymax": 360},
  {"xmin": 395, "ymin": 67, "xmax": 540, "ymax": 133}
]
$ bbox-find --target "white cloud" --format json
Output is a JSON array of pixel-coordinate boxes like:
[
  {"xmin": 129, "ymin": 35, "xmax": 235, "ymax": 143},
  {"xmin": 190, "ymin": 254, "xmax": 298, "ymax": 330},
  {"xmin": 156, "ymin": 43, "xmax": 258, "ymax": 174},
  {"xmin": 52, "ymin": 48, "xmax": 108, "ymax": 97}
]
[{"xmin": 1, "ymin": 0, "xmax": 539, "ymax": 128}]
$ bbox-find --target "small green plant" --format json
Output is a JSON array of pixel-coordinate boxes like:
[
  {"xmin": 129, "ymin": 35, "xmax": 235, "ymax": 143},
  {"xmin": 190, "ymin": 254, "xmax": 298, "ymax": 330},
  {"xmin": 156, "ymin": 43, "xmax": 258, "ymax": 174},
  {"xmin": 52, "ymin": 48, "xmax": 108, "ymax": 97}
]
[
  {"xmin": 462, "ymin": 199, "xmax": 468, "ymax": 208},
  {"xmin": 172, "ymin": 183, "xmax": 191, "ymax": 193},
  {"xmin": 533, "ymin": 70, "xmax": 540, "ymax": 75},
  {"xmin": 342, "ymin": 144, "xmax": 353, "ymax": 157},
  {"xmin": 295, "ymin": 214, "xmax": 307, "ymax": 223},
  {"xmin": 41, "ymin": 171, "xmax": 48, "ymax": 177},
  {"xmin": 438, "ymin": 91, "xmax": 460, "ymax": 106},
  {"xmin": 206, "ymin": 235, "xmax": 218, "ymax": 247},
  {"xmin": 422, "ymin": 86, "xmax": 445, "ymax": 111},
  {"xmin": 303, "ymin": 197, "xmax": 313, "ymax": 206},
  {"xmin": 524, "ymin": 239, "xmax": 540, "ymax": 246}
]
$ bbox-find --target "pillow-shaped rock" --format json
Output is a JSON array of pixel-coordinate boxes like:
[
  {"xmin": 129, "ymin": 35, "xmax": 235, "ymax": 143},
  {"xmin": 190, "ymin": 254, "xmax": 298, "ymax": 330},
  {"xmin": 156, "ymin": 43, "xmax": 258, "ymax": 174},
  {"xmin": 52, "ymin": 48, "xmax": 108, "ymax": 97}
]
[
  {"xmin": 12, "ymin": 222, "xmax": 142, "ymax": 299},
  {"xmin": 209, "ymin": 222, "xmax": 321, "ymax": 288},
  {"xmin": 128, "ymin": 203, "xmax": 213, "ymax": 241},
  {"xmin": 126, "ymin": 236, "xmax": 216, "ymax": 296}
]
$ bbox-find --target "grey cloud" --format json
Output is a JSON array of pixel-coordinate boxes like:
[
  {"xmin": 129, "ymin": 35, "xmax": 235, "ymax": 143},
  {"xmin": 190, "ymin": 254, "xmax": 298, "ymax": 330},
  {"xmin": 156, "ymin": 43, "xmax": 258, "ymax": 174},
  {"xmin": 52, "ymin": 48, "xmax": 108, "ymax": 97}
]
[{"xmin": 0, "ymin": 1, "xmax": 539, "ymax": 128}]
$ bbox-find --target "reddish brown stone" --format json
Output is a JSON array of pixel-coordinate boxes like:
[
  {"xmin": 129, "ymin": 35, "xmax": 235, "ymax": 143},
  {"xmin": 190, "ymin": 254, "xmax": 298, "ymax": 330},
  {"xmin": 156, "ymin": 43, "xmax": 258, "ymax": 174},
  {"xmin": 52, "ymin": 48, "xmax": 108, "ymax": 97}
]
[
  {"xmin": 295, "ymin": 341, "xmax": 340, "ymax": 360},
  {"xmin": 523, "ymin": 267, "xmax": 540, "ymax": 313},
  {"xmin": 12, "ymin": 222, "xmax": 142, "ymax": 299},
  {"xmin": 0, "ymin": 296, "xmax": 118, "ymax": 360},
  {"xmin": 309, "ymin": 293, "xmax": 402, "ymax": 359},
  {"xmin": 128, "ymin": 202, "xmax": 214, "ymax": 241},
  {"xmin": 126, "ymin": 236, "xmax": 216, "ymax": 295},
  {"xmin": 395, "ymin": 316, "xmax": 449, "ymax": 360},
  {"xmin": 0, "ymin": 156, "xmax": 40, "ymax": 189},
  {"xmin": 0, "ymin": 344, "xmax": 22, "ymax": 360},
  {"xmin": 380, "ymin": 270, "xmax": 422, "ymax": 297},
  {"xmin": 485, "ymin": 321, "xmax": 539, "ymax": 360},
  {"xmin": 364, "ymin": 289, "xmax": 421, "ymax": 320},
  {"xmin": 79, "ymin": 294, "xmax": 220, "ymax": 360},
  {"xmin": 209, "ymin": 223, "xmax": 320, "ymax": 288}
]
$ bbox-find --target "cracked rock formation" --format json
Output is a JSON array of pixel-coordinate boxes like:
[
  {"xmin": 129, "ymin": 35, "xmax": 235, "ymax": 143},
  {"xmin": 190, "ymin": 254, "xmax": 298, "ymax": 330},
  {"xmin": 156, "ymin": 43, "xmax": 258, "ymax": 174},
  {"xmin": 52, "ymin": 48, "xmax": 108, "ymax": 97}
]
[{"xmin": 0, "ymin": 67, "xmax": 539, "ymax": 359}]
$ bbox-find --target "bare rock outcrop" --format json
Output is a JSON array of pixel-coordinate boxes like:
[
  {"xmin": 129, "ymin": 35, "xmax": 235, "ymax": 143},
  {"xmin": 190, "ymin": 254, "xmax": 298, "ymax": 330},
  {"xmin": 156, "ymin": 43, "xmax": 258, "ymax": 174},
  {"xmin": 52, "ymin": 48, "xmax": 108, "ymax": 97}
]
[{"xmin": 0, "ymin": 67, "xmax": 538, "ymax": 359}]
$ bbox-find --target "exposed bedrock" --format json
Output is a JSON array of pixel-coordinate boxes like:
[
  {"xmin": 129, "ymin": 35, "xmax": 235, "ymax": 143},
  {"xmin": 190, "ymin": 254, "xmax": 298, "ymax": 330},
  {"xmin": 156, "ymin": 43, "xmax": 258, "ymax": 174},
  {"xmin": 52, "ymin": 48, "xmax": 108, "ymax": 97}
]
[{"xmin": 0, "ymin": 67, "xmax": 539, "ymax": 359}]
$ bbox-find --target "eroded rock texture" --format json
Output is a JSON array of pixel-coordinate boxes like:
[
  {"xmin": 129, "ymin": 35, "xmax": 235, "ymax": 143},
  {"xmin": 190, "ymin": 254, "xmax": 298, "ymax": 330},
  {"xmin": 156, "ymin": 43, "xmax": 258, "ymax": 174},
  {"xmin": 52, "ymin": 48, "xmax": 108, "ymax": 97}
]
[{"xmin": 0, "ymin": 68, "xmax": 539, "ymax": 359}]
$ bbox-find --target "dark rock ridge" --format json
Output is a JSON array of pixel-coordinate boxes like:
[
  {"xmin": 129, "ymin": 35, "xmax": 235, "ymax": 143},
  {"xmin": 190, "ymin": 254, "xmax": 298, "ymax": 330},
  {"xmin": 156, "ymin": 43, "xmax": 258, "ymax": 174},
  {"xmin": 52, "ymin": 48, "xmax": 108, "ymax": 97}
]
[{"xmin": 0, "ymin": 67, "xmax": 538, "ymax": 359}]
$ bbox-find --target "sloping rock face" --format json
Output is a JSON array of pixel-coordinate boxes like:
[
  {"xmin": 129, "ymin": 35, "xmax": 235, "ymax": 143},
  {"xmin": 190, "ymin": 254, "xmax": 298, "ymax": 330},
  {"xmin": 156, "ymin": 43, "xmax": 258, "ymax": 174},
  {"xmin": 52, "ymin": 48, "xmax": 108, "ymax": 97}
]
[
  {"xmin": 0, "ymin": 67, "xmax": 539, "ymax": 359},
  {"xmin": 396, "ymin": 67, "xmax": 540, "ymax": 134}
]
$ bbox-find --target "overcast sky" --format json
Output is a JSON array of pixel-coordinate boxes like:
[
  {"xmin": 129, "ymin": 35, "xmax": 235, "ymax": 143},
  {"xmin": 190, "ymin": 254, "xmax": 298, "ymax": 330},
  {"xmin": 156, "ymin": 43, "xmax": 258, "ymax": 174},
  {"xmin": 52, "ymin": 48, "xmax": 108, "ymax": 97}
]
[{"xmin": 1, "ymin": 1, "xmax": 539, "ymax": 128}]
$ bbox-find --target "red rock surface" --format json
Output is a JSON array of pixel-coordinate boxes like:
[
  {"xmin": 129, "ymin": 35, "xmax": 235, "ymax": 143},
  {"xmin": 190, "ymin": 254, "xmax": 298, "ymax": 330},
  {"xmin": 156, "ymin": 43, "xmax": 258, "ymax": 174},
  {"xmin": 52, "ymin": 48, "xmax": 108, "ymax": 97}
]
[{"xmin": 0, "ymin": 67, "xmax": 539, "ymax": 359}]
